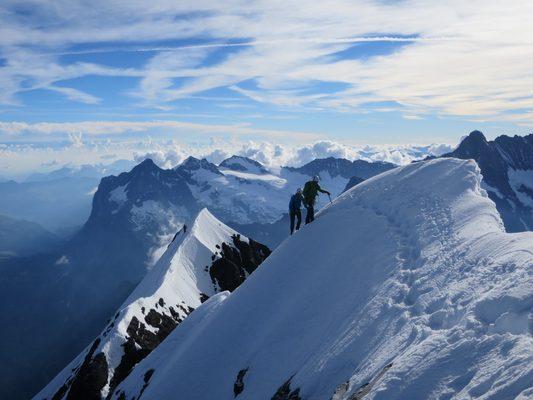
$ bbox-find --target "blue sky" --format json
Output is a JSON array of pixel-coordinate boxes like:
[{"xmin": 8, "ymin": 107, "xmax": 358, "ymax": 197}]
[{"xmin": 1, "ymin": 1, "xmax": 532, "ymax": 175}]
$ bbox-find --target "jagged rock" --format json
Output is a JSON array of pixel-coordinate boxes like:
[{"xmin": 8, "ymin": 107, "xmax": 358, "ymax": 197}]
[
  {"xmin": 56, "ymin": 339, "xmax": 108, "ymax": 400},
  {"xmin": 442, "ymin": 130, "xmax": 533, "ymax": 231},
  {"xmin": 220, "ymin": 156, "xmax": 270, "ymax": 174},
  {"xmin": 209, "ymin": 234, "xmax": 271, "ymax": 292},
  {"xmin": 285, "ymin": 157, "xmax": 394, "ymax": 179},
  {"xmin": 233, "ymin": 368, "xmax": 248, "ymax": 397},
  {"xmin": 271, "ymin": 377, "xmax": 301, "ymax": 400},
  {"xmin": 108, "ymin": 307, "xmax": 187, "ymax": 396},
  {"xmin": 138, "ymin": 369, "xmax": 155, "ymax": 398}
]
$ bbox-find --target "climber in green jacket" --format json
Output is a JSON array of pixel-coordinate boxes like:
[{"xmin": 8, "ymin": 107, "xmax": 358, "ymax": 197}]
[{"xmin": 302, "ymin": 175, "xmax": 330, "ymax": 224}]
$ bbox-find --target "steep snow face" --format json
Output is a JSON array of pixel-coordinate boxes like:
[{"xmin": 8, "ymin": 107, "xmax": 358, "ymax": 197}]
[
  {"xmin": 34, "ymin": 209, "xmax": 270, "ymax": 400},
  {"xmin": 443, "ymin": 131, "xmax": 533, "ymax": 232},
  {"xmin": 111, "ymin": 158, "xmax": 532, "ymax": 400}
]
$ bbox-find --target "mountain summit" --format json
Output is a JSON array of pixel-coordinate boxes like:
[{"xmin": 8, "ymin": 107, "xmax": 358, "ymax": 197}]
[
  {"xmin": 106, "ymin": 158, "xmax": 532, "ymax": 400},
  {"xmin": 35, "ymin": 209, "xmax": 270, "ymax": 400},
  {"xmin": 219, "ymin": 155, "xmax": 270, "ymax": 174},
  {"xmin": 443, "ymin": 130, "xmax": 533, "ymax": 231}
]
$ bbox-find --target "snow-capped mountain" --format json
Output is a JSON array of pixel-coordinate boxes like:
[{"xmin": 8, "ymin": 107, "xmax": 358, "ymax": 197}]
[
  {"xmin": 106, "ymin": 158, "xmax": 532, "ymax": 400},
  {"xmin": 442, "ymin": 130, "xmax": 533, "ymax": 232},
  {"xmin": 1, "ymin": 154, "xmax": 393, "ymax": 400},
  {"xmin": 284, "ymin": 157, "xmax": 394, "ymax": 180},
  {"xmin": 219, "ymin": 155, "xmax": 270, "ymax": 174},
  {"xmin": 35, "ymin": 209, "xmax": 270, "ymax": 400},
  {"xmin": 82, "ymin": 158, "xmax": 199, "ymax": 267},
  {"xmin": 174, "ymin": 155, "xmax": 394, "ymax": 225}
]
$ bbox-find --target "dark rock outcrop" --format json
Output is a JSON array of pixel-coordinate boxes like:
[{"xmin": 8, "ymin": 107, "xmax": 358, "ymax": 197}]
[
  {"xmin": 271, "ymin": 377, "xmax": 301, "ymax": 400},
  {"xmin": 209, "ymin": 234, "xmax": 271, "ymax": 292},
  {"xmin": 52, "ymin": 338, "xmax": 108, "ymax": 400},
  {"xmin": 108, "ymin": 306, "xmax": 188, "ymax": 397},
  {"xmin": 233, "ymin": 368, "xmax": 248, "ymax": 397},
  {"xmin": 220, "ymin": 155, "xmax": 270, "ymax": 174},
  {"xmin": 343, "ymin": 176, "xmax": 365, "ymax": 193},
  {"xmin": 442, "ymin": 131, "xmax": 533, "ymax": 231}
]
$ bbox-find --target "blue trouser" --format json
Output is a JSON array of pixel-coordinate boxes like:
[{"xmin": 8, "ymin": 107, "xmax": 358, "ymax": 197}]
[{"xmin": 290, "ymin": 209, "xmax": 302, "ymax": 234}]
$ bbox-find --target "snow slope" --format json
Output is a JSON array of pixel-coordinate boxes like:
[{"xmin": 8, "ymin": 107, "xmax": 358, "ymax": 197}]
[
  {"xmin": 34, "ymin": 209, "xmax": 270, "ymax": 400},
  {"xmin": 111, "ymin": 158, "xmax": 532, "ymax": 400}
]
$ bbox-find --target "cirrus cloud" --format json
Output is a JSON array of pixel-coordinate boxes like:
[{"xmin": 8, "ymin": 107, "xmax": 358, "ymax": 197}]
[{"xmin": 0, "ymin": 0, "xmax": 531, "ymax": 125}]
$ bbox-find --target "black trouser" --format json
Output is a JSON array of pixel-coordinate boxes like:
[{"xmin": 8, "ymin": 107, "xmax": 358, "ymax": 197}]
[
  {"xmin": 290, "ymin": 209, "xmax": 302, "ymax": 234},
  {"xmin": 305, "ymin": 203, "xmax": 315, "ymax": 224}
]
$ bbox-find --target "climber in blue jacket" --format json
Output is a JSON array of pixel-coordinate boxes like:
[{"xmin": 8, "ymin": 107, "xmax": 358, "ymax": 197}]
[{"xmin": 289, "ymin": 188, "xmax": 304, "ymax": 234}]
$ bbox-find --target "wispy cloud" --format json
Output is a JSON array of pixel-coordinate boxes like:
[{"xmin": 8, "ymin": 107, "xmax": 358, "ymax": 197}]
[
  {"xmin": 0, "ymin": 120, "xmax": 323, "ymax": 141},
  {"xmin": 1, "ymin": 1, "xmax": 532, "ymax": 123}
]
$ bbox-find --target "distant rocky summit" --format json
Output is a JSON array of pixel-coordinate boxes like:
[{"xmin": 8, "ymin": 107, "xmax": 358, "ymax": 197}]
[{"xmin": 441, "ymin": 130, "xmax": 533, "ymax": 231}]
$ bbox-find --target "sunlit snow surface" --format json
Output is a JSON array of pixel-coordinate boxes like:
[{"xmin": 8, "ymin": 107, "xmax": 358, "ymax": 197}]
[
  {"xmin": 111, "ymin": 158, "xmax": 532, "ymax": 400},
  {"xmin": 34, "ymin": 209, "xmax": 256, "ymax": 400}
]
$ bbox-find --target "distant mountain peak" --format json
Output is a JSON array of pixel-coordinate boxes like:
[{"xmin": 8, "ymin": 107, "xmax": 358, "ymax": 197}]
[
  {"xmin": 442, "ymin": 131, "xmax": 533, "ymax": 231},
  {"xmin": 35, "ymin": 208, "xmax": 270, "ymax": 400},
  {"xmin": 468, "ymin": 130, "xmax": 487, "ymax": 141},
  {"xmin": 219, "ymin": 155, "xmax": 269, "ymax": 174},
  {"xmin": 128, "ymin": 158, "xmax": 160, "ymax": 176},
  {"xmin": 285, "ymin": 157, "xmax": 395, "ymax": 179},
  {"xmin": 177, "ymin": 157, "xmax": 222, "ymax": 175},
  {"xmin": 459, "ymin": 130, "xmax": 489, "ymax": 148}
]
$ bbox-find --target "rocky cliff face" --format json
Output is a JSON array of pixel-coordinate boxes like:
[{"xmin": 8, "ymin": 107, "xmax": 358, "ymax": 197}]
[
  {"xmin": 284, "ymin": 157, "xmax": 395, "ymax": 180},
  {"xmin": 442, "ymin": 130, "xmax": 533, "ymax": 231}
]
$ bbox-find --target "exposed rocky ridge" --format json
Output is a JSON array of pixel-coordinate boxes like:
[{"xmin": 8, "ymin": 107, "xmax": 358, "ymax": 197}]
[
  {"xmin": 176, "ymin": 156, "xmax": 223, "ymax": 179},
  {"xmin": 284, "ymin": 157, "xmax": 395, "ymax": 179},
  {"xmin": 210, "ymin": 234, "xmax": 271, "ymax": 292},
  {"xmin": 36, "ymin": 210, "xmax": 271, "ymax": 400},
  {"xmin": 442, "ymin": 130, "xmax": 533, "ymax": 231},
  {"xmin": 220, "ymin": 155, "xmax": 270, "ymax": 174}
]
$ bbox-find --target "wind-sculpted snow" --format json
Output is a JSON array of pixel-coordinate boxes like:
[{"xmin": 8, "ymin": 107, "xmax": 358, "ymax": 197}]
[
  {"xmin": 34, "ymin": 209, "xmax": 270, "ymax": 400},
  {"xmin": 109, "ymin": 158, "xmax": 532, "ymax": 400}
]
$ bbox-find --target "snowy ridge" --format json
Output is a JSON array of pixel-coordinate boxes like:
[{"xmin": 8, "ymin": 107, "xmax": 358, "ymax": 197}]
[
  {"xmin": 34, "ymin": 209, "xmax": 270, "ymax": 400},
  {"xmin": 219, "ymin": 155, "xmax": 270, "ymax": 174},
  {"xmin": 110, "ymin": 158, "xmax": 532, "ymax": 400}
]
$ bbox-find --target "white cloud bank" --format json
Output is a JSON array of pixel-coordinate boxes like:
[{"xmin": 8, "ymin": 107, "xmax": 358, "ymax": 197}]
[{"xmin": 0, "ymin": 136, "xmax": 454, "ymax": 178}]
